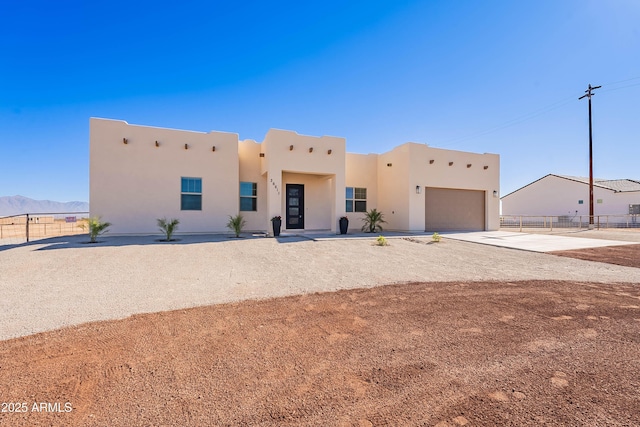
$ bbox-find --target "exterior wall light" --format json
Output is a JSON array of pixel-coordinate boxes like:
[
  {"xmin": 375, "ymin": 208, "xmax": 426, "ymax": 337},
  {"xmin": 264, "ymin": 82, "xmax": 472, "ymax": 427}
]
[
  {"xmin": 327, "ymin": 149, "xmax": 332, "ymax": 155},
  {"xmin": 449, "ymin": 162, "xmax": 453, "ymax": 166},
  {"xmin": 484, "ymin": 165, "xmax": 489, "ymax": 170},
  {"xmin": 309, "ymin": 147, "xmax": 313, "ymax": 153},
  {"xmin": 184, "ymin": 144, "xmax": 189, "ymax": 150},
  {"xmin": 429, "ymin": 159, "xmax": 434, "ymax": 164},
  {"xmin": 467, "ymin": 164, "xmax": 472, "ymax": 168},
  {"xmin": 387, "ymin": 163, "xmax": 392, "ymax": 167},
  {"xmin": 493, "ymin": 190, "xmax": 498, "ymax": 197},
  {"xmin": 123, "ymin": 138, "xmax": 128, "ymax": 144},
  {"xmin": 212, "ymin": 146, "xmax": 216, "ymax": 152},
  {"xmin": 155, "ymin": 140, "xmax": 159, "ymax": 147},
  {"xmin": 416, "ymin": 186, "xmax": 422, "ymax": 194},
  {"xmin": 259, "ymin": 153, "xmax": 265, "ymax": 157},
  {"xmin": 289, "ymin": 145, "xmax": 294, "ymax": 151}
]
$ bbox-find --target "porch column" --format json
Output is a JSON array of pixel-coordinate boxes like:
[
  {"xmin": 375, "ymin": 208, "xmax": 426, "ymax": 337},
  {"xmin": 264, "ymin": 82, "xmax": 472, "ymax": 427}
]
[{"xmin": 266, "ymin": 170, "xmax": 283, "ymax": 235}]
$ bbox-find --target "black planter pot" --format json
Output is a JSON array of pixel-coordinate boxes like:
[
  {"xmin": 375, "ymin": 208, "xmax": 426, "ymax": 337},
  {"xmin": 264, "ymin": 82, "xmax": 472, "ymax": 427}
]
[
  {"xmin": 272, "ymin": 219, "xmax": 281, "ymax": 237},
  {"xmin": 339, "ymin": 217, "xmax": 349, "ymax": 235}
]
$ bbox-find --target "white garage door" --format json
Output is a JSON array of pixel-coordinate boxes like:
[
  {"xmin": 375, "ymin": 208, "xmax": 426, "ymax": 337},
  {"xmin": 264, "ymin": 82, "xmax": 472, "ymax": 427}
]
[{"xmin": 425, "ymin": 187, "xmax": 485, "ymax": 231}]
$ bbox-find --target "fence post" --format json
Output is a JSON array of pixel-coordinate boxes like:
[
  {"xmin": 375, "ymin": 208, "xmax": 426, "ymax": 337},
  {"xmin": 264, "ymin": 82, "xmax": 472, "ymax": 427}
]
[
  {"xmin": 550, "ymin": 216, "xmax": 553, "ymax": 231},
  {"xmin": 597, "ymin": 216, "xmax": 600, "ymax": 230},
  {"xmin": 519, "ymin": 216, "xmax": 522, "ymax": 232},
  {"xmin": 26, "ymin": 214, "xmax": 29, "ymax": 242}
]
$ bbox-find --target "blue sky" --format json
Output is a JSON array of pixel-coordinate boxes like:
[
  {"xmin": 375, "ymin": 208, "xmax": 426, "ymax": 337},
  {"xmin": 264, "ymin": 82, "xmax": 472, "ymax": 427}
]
[{"xmin": 1, "ymin": 0, "xmax": 639, "ymax": 203}]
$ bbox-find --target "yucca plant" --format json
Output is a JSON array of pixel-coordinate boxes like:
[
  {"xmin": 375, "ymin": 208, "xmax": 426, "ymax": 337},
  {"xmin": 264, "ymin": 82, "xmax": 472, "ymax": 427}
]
[
  {"xmin": 85, "ymin": 216, "xmax": 111, "ymax": 243},
  {"xmin": 157, "ymin": 218, "xmax": 180, "ymax": 241},
  {"xmin": 361, "ymin": 208, "xmax": 386, "ymax": 233},
  {"xmin": 226, "ymin": 214, "xmax": 246, "ymax": 238}
]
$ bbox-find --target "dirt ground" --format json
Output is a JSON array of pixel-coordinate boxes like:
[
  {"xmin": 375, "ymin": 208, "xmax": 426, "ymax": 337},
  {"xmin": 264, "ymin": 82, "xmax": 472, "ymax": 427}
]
[
  {"xmin": 551, "ymin": 244, "xmax": 640, "ymax": 268},
  {"xmin": 1, "ymin": 277, "xmax": 639, "ymax": 426}
]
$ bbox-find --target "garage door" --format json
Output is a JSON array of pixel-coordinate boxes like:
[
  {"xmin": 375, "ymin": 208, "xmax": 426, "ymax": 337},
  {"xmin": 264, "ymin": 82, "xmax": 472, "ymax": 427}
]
[{"xmin": 425, "ymin": 187, "xmax": 485, "ymax": 231}]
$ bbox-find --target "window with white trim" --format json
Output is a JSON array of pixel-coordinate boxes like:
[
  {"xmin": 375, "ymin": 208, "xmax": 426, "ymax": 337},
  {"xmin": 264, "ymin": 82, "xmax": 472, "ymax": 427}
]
[
  {"xmin": 240, "ymin": 182, "xmax": 257, "ymax": 211},
  {"xmin": 181, "ymin": 177, "xmax": 202, "ymax": 210},
  {"xmin": 346, "ymin": 187, "xmax": 367, "ymax": 212}
]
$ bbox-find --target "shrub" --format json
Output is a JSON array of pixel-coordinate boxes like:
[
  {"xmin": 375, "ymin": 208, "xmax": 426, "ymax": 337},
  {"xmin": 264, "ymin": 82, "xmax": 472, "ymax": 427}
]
[
  {"xmin": 84, "ymin": 217, "xmax": 111, "ymax": 243},
  {"xmin": 361, "ymin": 208, "xmax": 386, "ymax": 233},
  {"xmin": 376, "ymin": 235, "xmax": 389, "ymax": 246},
  {"xmin": 227, "ymin": 214, "xmax": 246, "ymax": 238},
  {"xmin": 432, "ymin": 232, "xmax": 441, "ymax": 243},
  {"xmin": 157, "ymin": 218, "xmax": 180, "ymax": 241}
]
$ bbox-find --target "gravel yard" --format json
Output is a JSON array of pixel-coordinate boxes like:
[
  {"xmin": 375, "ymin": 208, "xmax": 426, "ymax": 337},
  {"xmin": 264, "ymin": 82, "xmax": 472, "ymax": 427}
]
[
  {"xmin": 1, "ymin": 233, "xmax": 639, "ymax": 426},
  {"xmin": 1, "ymin": 234, "xmax": 639, "ymax": 341}
]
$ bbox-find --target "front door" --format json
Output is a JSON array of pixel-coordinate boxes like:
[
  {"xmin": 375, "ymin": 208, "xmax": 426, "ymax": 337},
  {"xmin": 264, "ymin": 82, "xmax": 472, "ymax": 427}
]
[{"xmin": 286, "ymin": 184, "xmax": 304, "ymax": 229}]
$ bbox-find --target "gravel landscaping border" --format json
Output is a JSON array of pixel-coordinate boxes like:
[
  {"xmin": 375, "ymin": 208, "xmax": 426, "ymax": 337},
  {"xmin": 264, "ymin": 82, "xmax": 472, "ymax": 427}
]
[{"xmin": 1, "ymin": 234, "xmax": 638, "ymax": 341}]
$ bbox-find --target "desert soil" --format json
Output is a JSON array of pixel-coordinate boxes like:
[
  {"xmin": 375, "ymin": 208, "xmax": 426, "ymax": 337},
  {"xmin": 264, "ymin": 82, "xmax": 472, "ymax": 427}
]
[
  {"xmin": 1, "ymin": 277, "xmax": 639, "ymax": 426},
  {"xmin": 551, "ymin": 244, "xmax": 640, "ymax": 268}
]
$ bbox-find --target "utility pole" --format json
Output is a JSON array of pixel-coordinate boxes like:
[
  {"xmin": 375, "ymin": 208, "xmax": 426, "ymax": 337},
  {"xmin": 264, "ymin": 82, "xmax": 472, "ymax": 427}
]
[{"xmin": 579, "ymin": 84, "xmax": 601, "ymax": 227}]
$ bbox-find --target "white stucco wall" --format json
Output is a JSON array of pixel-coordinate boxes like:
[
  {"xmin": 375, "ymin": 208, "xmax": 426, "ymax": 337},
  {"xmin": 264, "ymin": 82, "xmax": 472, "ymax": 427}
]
[
  {"xmin": 406, "ymin": 143, "xmax": 500, "ymax": 231},
  {"xmin": 261, "ymin": 129, "xmax": 346, "ymax": 233},
  {"xmin": 90, "ymin": 118, "xmax": 239, "ymax": 234},
  {"xmin": 238, "ymin": 139, "xmax": 268, "ymax": 231},
  {"xmin": 90, "ymin": 118, "xmax": 501, "ymax": 235},
  {"xmin": 345, "ymin": 153, "xmax": 378, "ymax": 232},
  {"xmin": 372, "ymin": 143, "xmax": 500, "ymax": 232},
  {"xmin": 501, "ymin": 175, "xmax": 640, "ymax": 216}
]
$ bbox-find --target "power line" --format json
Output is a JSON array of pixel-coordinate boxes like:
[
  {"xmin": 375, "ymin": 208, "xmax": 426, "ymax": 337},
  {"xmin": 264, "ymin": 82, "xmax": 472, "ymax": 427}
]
[
  {"xmin": 440, "ymin": 95, "xmax": 576, "ymax": 146},
  {"xmin": 599, "ymin": 82, "xmax": 640, "ymax": 93},
  {"xmin": 600, "ymin": 76, "xmax": 640, "ymax": 86},
  {"xmin": 435, "ymin": 75, "xmax": 639, "ymax": 148}
]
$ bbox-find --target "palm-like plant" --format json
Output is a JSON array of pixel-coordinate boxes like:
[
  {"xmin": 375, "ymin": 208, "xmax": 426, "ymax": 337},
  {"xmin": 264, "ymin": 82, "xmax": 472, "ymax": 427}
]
[
  {"xmin": 157, "ymin": 218, "xmax": 180, "ymax": 241},
  {"xmin": 86, "ymin": 217, "xmax": 111, "ymax": 243},
  {"xmin": 226, "ymin": 214, "xmax": 246, "ymax": 238},
  {"xmin": 361, "ymin": 208, "xmax": 386, "ymax": 233}
]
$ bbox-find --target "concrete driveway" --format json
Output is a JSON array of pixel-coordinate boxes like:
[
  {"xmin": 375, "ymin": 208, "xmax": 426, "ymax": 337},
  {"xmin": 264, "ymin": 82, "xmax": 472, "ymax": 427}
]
[{"xmin": 441, "ymin": 231, "xmax": 640, "ymax": 252}]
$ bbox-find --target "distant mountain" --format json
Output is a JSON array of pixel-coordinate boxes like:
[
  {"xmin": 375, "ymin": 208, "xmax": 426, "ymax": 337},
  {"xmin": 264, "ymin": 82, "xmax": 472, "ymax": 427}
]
[{"xmin": 0, "ymin": 195, "xmax": 89, "ymax": 217}]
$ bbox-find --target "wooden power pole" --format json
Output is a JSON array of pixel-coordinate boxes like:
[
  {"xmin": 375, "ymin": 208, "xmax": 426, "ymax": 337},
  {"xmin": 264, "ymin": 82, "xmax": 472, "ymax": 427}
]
[{"xmin": 579, "ymin": 84, "xmax": 601, "ymax": 227}]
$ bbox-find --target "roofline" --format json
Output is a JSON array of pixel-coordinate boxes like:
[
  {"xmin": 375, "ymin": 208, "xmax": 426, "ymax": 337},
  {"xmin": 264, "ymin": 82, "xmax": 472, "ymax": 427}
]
[{"xmin": 500, "ymin": 174, "xmax": 615, "ymax": 199}]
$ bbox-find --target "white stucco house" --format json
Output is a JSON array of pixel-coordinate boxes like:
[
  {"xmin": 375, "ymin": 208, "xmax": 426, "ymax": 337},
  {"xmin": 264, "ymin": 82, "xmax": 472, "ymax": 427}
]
[
  {"xmin": 501, "ymin": 174, "xmax": 640, "ymax": 216},
  {"xmin": 90, "ymin": 118, "xmax": 500, "ymax": 235}
]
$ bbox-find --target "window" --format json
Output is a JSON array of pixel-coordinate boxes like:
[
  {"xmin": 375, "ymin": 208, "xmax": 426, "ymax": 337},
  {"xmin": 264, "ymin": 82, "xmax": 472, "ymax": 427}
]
[
  {"xmin": 181, "ymin": 177, "xmax": 202, "ymax": 210},
  {"xmin": 240, "ymin": 182, "xmax": 257, "ymax": 211},
  {"xmin": 578, "ymin": 200, "xmax": 584, "ymax": 205},
  {"xmin": 346, "ymin": 187, "xmax": 367, "ymax": 212}
]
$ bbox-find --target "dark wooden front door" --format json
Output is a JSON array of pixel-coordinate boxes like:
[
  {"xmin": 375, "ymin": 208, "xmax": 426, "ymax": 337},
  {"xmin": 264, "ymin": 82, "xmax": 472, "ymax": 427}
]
[{"xmin": 286, "ymin": 184, "xmax": 304, "ymax": 229}]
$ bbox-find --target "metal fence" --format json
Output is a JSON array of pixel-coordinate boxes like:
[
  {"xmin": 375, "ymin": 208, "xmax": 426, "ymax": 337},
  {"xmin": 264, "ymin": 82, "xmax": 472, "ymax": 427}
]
[
  {"xmin": 0, "ymin": 212, "xmax": 89, "ymax": 246},
  {"xmin": 500, "ymin": 214, "xmax": 640, "ymax": 232}
]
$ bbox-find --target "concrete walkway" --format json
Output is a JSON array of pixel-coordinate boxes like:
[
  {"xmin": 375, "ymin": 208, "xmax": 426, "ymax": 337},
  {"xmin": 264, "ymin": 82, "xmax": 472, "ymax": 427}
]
[{"xmin": 441, "ymin": 231, "xmax": 640, "ymax": 252}]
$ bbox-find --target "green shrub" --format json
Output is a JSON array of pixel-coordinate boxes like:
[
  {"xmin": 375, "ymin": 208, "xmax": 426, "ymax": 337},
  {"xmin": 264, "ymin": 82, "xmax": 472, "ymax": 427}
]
[
  {"xmin": 226, "ymin": 214, "xmax": 246, "ymax": 238},
  {"xmin": 361, "ymin": 208, "xmax": 386, "ymax": 233},
  {"xmin": 157, "ymin": 218, "xmax": 180, "ymax": 241},
  {"xmin": 376, "ymin": 235, "xmax": 389, "ymax": 246},
  {"xmin": 432, "ymin": 232, "xmax": 441, "ymax": 243},
  {"xmin": 84, "ymin": 217, "xmax": 111, "ymax": 243}
]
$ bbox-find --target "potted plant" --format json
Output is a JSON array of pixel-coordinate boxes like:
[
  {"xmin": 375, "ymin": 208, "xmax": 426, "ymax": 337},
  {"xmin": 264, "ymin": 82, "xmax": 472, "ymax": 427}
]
[
  {"xmin": 271, "ymin": 215, "xmax": 282, "ymax": 237},
  {"xmin": 339, "ymin": 216, "xmax": 349, "ymax": 234}
]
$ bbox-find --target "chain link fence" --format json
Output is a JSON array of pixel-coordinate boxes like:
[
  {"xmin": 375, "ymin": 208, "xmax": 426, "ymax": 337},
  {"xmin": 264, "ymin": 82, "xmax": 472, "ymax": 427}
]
[
  {"xmin": 500, "ymin": 214, "xmax": 640, "ymax": 232},
  {"xmin": 0, "ymin": 212, "xmax": 89, "ymax": 246}
]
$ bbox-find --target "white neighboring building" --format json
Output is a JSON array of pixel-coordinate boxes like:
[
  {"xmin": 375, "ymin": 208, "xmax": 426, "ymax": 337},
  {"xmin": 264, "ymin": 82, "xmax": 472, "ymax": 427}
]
[
  {"xmin": 501, "ymin": 174, "xmax": 640, "ymax": 216},
  {"xmin": 90, "ymin": 118, "xmax": 501, "ymax": 235}
]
